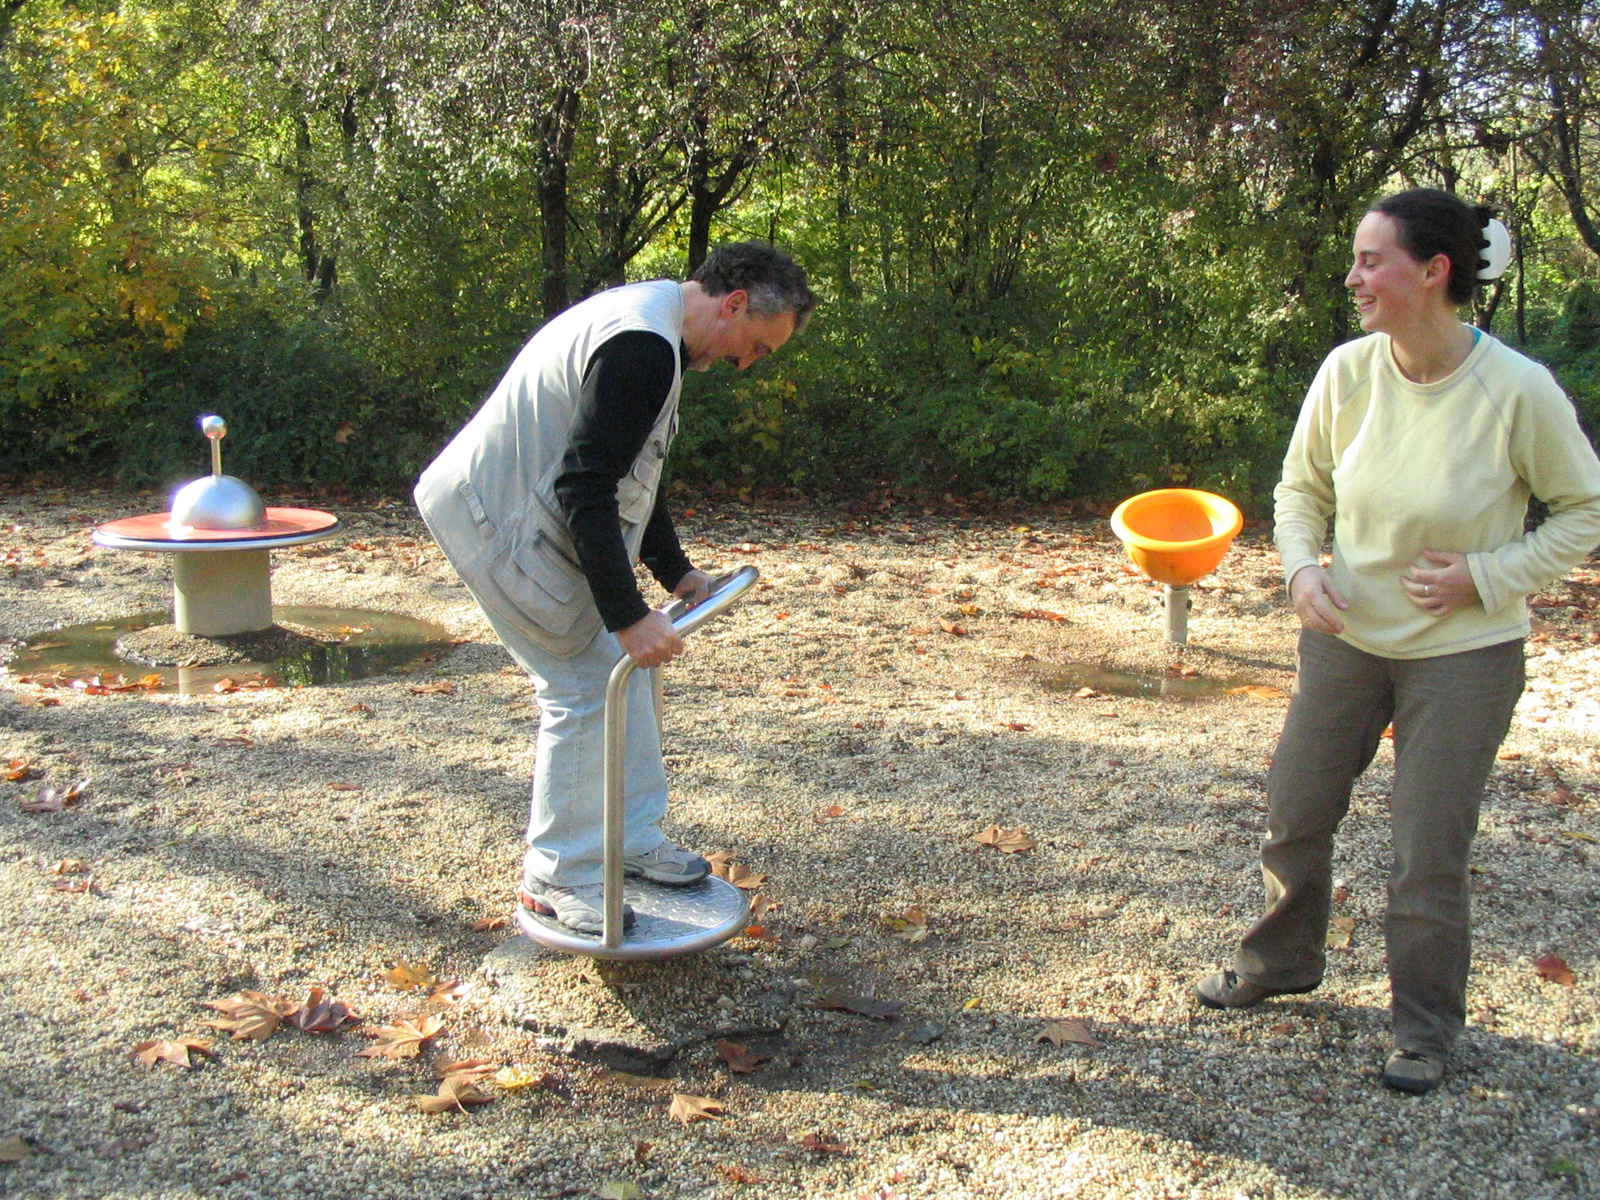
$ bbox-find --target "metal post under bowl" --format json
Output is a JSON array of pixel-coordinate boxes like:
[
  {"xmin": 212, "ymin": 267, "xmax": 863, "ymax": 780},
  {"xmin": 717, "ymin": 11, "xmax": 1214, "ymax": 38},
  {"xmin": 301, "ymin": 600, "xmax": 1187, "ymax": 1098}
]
[{"xmin": 516, "ymin": 565, "xmax": 761, "ymax": 960}]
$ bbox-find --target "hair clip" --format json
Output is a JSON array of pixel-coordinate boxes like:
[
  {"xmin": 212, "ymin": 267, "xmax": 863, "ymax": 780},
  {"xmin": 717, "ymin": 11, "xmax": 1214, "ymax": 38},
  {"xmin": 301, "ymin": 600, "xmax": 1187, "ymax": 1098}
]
[{"xmin": 1478, "ymin": 218, "xmax": 1512, "ymax": 281}]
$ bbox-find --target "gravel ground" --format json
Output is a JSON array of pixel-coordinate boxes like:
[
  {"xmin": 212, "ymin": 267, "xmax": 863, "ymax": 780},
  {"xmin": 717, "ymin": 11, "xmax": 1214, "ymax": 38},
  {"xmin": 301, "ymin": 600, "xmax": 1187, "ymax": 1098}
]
[{"xmin": 1, "ymin": 485, "xmax": 1596, "ymax": 1200}]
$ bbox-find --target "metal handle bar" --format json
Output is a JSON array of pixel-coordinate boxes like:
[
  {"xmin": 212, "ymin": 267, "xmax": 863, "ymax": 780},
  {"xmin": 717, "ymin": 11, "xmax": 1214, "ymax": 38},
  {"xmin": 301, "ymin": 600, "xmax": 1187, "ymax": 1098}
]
[{"xmin": 601, "ymin": 565, "xmax": 761, "ymax": 946}]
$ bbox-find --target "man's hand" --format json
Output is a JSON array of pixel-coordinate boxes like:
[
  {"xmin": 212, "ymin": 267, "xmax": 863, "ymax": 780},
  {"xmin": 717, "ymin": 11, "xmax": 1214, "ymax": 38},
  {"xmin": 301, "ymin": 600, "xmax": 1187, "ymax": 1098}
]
[
  {"xmin": 1402, "ymin": 551, "xmax": 1478, "ymax": 618},
  {"xmin": 1290, "ymin": 565, "xmax": 1350, "ymax": 634},
  {"xmin": 672, "ymin": 568, "xmax": 714, "ymax": 608},
  {"xmin": 617, "ymin": 610, "xmax": 683, "ymax": 668}
]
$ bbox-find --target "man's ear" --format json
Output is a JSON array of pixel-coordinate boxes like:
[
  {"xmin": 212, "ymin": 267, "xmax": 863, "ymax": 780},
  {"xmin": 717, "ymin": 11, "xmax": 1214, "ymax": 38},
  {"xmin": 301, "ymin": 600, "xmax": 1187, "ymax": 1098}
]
[{"xmin": 720, "ymin": 289, "xmax": 749, "ymax": 318}]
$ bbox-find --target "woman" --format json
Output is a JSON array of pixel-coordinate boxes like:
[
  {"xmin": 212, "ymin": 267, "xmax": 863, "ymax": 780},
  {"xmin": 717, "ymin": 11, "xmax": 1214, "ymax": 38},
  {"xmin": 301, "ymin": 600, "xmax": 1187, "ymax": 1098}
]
[{"xmin": 1195, "ymin": 189, "xmax": 1600, "ymax": 1094}]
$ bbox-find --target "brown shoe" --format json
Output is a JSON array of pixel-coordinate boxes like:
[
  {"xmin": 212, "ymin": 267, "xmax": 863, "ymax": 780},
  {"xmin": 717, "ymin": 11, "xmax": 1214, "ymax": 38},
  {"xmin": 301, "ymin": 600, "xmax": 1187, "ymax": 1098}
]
[{"xmin": 1195, "ymin": 969, "xmax": 1319, "ymax": 1009}]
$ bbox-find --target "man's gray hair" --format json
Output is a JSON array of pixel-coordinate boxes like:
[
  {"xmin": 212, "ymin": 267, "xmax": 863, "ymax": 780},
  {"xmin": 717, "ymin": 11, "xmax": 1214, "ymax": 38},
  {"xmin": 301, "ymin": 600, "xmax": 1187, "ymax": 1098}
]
[{"xmin": 690, "ymin": 241, "xmax": 816, "ymax": 333}]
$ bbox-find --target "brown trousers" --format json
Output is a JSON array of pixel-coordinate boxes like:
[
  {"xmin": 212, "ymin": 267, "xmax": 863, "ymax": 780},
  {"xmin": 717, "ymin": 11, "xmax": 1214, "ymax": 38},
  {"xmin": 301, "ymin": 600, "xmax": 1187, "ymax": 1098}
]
[{"xmin": 1234, "ymin": 629, "xmax": 1524, "ymax": 1057}]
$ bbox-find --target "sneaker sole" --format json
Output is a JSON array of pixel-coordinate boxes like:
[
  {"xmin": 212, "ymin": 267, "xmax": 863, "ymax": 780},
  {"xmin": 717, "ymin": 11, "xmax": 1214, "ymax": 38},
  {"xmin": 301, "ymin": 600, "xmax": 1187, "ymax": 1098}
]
[
  {"xmin": 1196, "ymin": 979, "xmax": 1321, "ymax": 1010},
  {"xmin": 517, "ymin": 891, "xmax": 635, "ymax": 935}
]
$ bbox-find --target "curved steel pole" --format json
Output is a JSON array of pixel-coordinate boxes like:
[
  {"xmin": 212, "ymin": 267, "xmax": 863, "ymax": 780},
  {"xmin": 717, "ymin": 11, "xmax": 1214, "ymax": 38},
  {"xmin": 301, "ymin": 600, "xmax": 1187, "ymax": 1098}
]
[{"xmin": 599, "ymin": 565, "xmax": 761, "ymax": 950}]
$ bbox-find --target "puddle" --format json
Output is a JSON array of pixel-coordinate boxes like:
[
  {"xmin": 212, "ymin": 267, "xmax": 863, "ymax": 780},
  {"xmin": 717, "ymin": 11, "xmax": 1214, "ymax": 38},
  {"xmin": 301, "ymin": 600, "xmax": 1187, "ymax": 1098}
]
[
  {"xmin": 1038, "ymin": 660, "xmax": 1266, "ymax": 701},
  {"xmin": 6, "ymin": 606, "xmax": 454, "ymax": 696}
]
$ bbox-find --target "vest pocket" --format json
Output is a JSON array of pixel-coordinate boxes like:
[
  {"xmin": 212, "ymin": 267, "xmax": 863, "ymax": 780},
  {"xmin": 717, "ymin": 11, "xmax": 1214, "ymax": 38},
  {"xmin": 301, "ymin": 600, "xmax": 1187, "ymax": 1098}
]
[
  {"xmin": 617, "ymin": 438, "xmax": 666, "ymax": 525},
  {"xmin": 486, "ymin": 525, "xmax": 587, "ymax": 635}
]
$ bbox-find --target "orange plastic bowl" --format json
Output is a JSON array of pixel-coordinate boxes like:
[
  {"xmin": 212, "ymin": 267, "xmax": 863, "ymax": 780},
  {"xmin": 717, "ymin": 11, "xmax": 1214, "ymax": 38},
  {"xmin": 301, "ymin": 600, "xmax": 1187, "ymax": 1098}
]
[{"xmin": 1109, "ymin": 488, "xmax": 1243, "ymax": 588}]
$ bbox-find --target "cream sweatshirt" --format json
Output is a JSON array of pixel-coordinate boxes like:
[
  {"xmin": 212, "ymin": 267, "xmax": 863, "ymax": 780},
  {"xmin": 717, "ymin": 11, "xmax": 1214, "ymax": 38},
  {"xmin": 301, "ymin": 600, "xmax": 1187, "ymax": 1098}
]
[{"xmin": 1274, "ymin": 331, "xmax": 1600, "ymax": 659}]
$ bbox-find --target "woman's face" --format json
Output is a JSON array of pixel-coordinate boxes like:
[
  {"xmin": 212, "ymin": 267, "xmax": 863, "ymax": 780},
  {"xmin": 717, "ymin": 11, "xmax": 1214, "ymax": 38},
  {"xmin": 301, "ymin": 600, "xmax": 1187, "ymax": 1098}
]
[{"xmin": 1344, "ymin": 211, "xmax": 1450, "ymax": 335}]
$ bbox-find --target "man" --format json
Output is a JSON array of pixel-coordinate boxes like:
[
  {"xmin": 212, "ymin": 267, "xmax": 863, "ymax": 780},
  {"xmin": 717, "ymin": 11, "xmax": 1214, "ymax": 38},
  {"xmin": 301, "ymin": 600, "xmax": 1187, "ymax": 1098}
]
[{"xmin": 415, "ymin": 242, "xmax": 815, "ymax": 934}]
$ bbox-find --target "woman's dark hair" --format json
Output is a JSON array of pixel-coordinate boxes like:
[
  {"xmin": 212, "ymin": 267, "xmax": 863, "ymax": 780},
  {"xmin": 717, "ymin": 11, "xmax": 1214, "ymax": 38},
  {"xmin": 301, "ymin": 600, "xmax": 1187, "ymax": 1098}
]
[{"xmin": 1371, "ymin": 188, "xmax": 1497, "ymax": 305}]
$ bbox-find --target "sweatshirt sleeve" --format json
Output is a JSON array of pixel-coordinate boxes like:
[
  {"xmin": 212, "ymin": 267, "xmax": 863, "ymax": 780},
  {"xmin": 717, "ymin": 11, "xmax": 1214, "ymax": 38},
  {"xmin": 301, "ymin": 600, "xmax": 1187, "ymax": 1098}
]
[
  {"xmin": 553, "ymin": 330, "xmax": 677, "ymax": 632},
  {"xmin": 1465, "ymin": 372, "xmax": 1600, "ymax": 612},
  {"xmin": 1273, "ymin": 357, "xmax": 1339, "ymax": 587}
]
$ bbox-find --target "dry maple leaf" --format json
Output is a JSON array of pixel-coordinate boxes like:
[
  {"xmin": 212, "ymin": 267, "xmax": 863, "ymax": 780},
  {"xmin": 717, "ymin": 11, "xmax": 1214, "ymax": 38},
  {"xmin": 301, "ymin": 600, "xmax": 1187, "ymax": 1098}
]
[
  {"xmin": 416, "ymin": 1076, "xmax": 496, "ymax": 1114},
  {"xmin": 0, "ymin": 1134, "xmax": 31, "ymax": 1163},
  {"xmin": 1036, "ymin": 1019, "xmax": 1100, "ymax": 1048},
  {"xmin": 4, "ymin": 759, "xmax": 34, "ymax": 782},
  {"xmin": 1536, "ymin": 954, "xmax": 1577, "ymax": 986},
  {"xmin": 491, "ymin": 1065, "xmax": 549, "ymax": 1091},
  {"xmin": 383, "ymin": 959, "xmax": 437, "ymax": 991},
  {"xmin": 1226, "ymin": 684, "xmax": 1289, "ymax": 700},
  {"xmin": 974, "ymin": 825, "xmax": 1036, "ymax": 853},
  {"xmin": 327, "ymin": 781, "xmax": 362, "ymax": 792},
  {"xmin": 438, "ymin": 1058, "xmax": 499, "ymax": 1086},
  {"xmin": 204, "ymin": 991, "xmax": 295, "ymax": 1042},
  {"xmin": 668, "ymin": 1094, "xmax": 725, "ymax": 1124},
  {"xmin": 132, "ymin": 1038, "xmax": 217, "ymax": 1069},
  {"xmin": 429, "ymin": 980, "xmax": 467, "ymax": 1006},
  {"xmin": 715, "ymin": 1041, "xmax": 769, "ymax": 1074},
  {"xmin": 20, "ymin": 777, "xmax": 88, "ymax": 813},
  {"xmin": 748, "ymin": 894, "xmax": 775, "ymax": 921},
  {"xmin": 798, "ymin": 1133, "xmax": 850, "ymax": 1155},
  {"xmin": 1011, "ymin": 608, "xmax": 1068, "ymax": 622},
  {"xmin": 1326, "ymin": 916, "xmax": 1356, "ymax": 949},
  {"xmin": 883, "ymin": 907, "xmax": 929, "ymax": 943},
  {"xmin": 409, "ymin": 681, "xmax": 454, "ymax": 695},
  {"xmin": 937, "ymin": 618, "xmax": 967, "ymax": 636},
  {"xmin": 286, "ymin": 986, "xmax": 360, "ymax": 1033},
  {"xmin": 357, "ymin": 1014, "xmax": 443, "ymax": 1058},
  {"xmin": 1071, "ymin": 686, "xmax": 1101, "ymax": 699},
  {"xmin": 726, "ymin": 863, "xmax": 769, "ymax": 890}
]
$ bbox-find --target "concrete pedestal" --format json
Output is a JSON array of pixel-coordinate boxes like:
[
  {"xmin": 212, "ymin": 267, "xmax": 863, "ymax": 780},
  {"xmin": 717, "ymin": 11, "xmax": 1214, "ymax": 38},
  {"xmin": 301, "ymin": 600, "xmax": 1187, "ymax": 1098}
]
[{"xmin": 173, "ymin": 549, "xmax": 272, "ymax": 635}]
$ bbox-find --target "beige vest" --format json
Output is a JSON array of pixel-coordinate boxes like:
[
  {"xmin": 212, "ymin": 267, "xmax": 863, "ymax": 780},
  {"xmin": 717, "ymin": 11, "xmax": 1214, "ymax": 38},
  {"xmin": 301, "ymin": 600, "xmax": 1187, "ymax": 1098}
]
[{"xmin": 414, "ymin": 281, "xmax": 684, "ymax": 656}]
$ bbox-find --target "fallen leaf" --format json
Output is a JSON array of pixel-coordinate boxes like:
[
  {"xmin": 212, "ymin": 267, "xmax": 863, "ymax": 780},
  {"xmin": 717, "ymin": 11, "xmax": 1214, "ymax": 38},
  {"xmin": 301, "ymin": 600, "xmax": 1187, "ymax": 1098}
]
[
  {"xmin": 409, "ymin": 681, "xmax": 454, "ymax": 695},
  {"xmin": 429, "ymin": 980, "xmax": 467, "ymax": 1006},
  {"xmin": 491, "ymin": 1065, "xmax": 548, "ymax": 1091},
  {"xmin": 997, "ymin": 721, "xmax": 1032, "ymax": 731},
  {"xmin": 1011, "ymin": 608, "xmax": 1068, "ymax": 622},
  {"xmin": 438, "ymin": 1058, "xmax": 499, "ymax": 1086},
  {"xmin": 4, "ymin": 759, "xmax": 34, "ymax": 782},
  {"xmin": 416, "ymin": 1076, "xmax": 496, "ymax": 1114},
  {"xmin": 974, "ymin": 825, "xmax": 1036, "ymax": 853},
  {"xmin": 1226, "ymin": 684, "xmax": 1289, "ymax": 700},
  {"xmin": 715, "ymin": 1041, "xmax": 770, "ymax": 1074},
  {"xmin": 384, "ymin": 959, "xmax": 437, "ymax": 991},
  {"xmin": 748, "ymin": 894, "xmax": 775, "ymax": 921},
  {"xmin": 668, "ymin": 1093, "xmax": 725, "ymax": 1124},
  {"xmin": 1326, "ymin": 916, "xmax": 1356, "ymax": 949},
  {"xmin": 1496, "ymin": 749, "xmax": 1521, "ymax": 761},
  {"xmin": 957, "ymin": 603, "xmax": 981, "ymax": 616},
  {"xmin": 327, "ymin": 781, "xmax": 362, "ymax": 792},
  {"xmin": 726, "ymin": 863, "xmax": 768, "ymax": 890},
  {"xmin": 211, "ymin": 737, "xmax": 254, "ymax": 748},
  {"xmin": 1536, "ymin": 954, "xmax": 1576, "ymax": 986},
  {"xmin": 937, "ymin": 618, "xmax": 967, "ymax": 636},
  {"xmin": 1071, "ymin": 687, "xmax": 1101, "ymax": 699},
  {"xmin": 48, "ymin": 859, "xmax": 88, "ymax": 875},
  {"xmin": 798, "ymin": 1133, "xmax": 849, "ymax": 1155},
  {"xmin": 1036, "ymin": 1019, "xmax": 1100, "ymax": 1048},
  {"xmin": 0, "ymin": 1134, "xmax": 29, "ymax": 1162},
  {"xmin": 816, "ymin": 992, "xmax": 905, "ymax": 1019},
  {"xmin": 882, "ymin": 907, "xmax": 929, "ymax": 943},
  {"xmin": 203, "ymin": 991, "xmax": 295, "ymax": 1042},
  {"xmin": 348, "ymin": 703, "xmax": 375, "ymax": 714},
  {"xmin": 357, "ymin": 1014, "xmax": 443, "ymax": 1058},
  {"xmin": 730, "ymin": 542, "xmax": 761, "ymax": 554},
  {"xmin": 471, "ymin": 915, "xmax": 509, "ymax": 932},
  {"xmin": 718, "ymin": 1164, "xmax": 761, "ymax": 1184},
  {"xmin": 20, "ymin": 778, "xmax": 89, "ymax": 813},
  {"xmin": 132, "ymin": 1038, "xmax": 216, "ymax": 1069},
  {"xmin": 286, "ymin": 987, "xmax": 360, "ymax": 1033},
  {"xmin": 1558, "ymin": 830, "xmax": 1598, "ymax": 845},
  {"xmin": 907, "ymin": 625, "xmax": 932, "ymax": 636}
]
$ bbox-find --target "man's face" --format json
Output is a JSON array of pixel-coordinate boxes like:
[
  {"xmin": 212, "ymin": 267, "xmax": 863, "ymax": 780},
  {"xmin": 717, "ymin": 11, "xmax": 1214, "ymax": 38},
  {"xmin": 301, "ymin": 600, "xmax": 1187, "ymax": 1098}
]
[{"xmin": 689, "ymin": 290, "xmax": 797, "ymax": 372}]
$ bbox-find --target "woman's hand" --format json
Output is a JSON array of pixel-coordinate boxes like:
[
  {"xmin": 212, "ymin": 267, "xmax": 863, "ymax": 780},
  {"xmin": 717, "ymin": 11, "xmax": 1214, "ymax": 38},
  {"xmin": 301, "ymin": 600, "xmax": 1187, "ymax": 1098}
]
[
  {"xmin": 1290, "ymin": 565, "xmax": 1349, "ymax": 634},
  {"xmin": 1402, "ymin": 551, "xmax": 1478, "ymax": 618}
]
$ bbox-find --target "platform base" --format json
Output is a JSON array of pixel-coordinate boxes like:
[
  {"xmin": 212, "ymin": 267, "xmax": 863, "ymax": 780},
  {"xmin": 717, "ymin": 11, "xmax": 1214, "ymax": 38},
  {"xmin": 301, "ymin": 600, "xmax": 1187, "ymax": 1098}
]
[
  {"xmin": 173, "ymin": 549, "xmax": 272, "ymax": 635},
  {"xmin": 516, "ymin": 875, "xmax": 750, "ymax": 961}
]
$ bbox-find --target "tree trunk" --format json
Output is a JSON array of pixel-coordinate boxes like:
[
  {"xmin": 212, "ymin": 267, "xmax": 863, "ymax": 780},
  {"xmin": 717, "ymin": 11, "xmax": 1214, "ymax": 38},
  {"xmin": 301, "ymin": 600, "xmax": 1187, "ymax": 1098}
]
[{"xmin": 538, "ymin": 87, "xmax": 581, "ymax": 319}]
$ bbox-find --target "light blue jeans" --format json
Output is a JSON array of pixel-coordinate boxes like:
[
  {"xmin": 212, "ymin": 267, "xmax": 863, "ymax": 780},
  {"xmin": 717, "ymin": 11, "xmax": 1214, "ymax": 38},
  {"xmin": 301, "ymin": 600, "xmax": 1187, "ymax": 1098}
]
[{"xmin": 479, "ymin": 605, "xmax": 669, "ymax": 888}]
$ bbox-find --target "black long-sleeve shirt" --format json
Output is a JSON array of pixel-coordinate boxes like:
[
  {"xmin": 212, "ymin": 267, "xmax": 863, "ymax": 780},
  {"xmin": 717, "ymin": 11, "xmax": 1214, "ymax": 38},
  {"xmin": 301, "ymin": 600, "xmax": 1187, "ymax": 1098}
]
[{"xmin": 552, "ymin": 330, "xmax": 694, "ymax": 631}]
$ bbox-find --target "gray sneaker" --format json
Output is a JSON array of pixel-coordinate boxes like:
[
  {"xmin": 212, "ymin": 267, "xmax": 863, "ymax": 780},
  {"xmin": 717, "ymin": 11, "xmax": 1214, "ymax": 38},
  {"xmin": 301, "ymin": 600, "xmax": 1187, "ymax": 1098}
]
[
  {"xmin": 518, "ymin": 880, "xmax": 634, "ymax": 935},
  {"xmin": 623, "ymin": 840, "xmax": 710, "ymax": 886},
  {"xmin": 1382, "ymin": 1049, "xmax": 1445, "ymax": 1094},
  {"xmin": 1195, "ymin": 969, "xmax": 1320, "ymax": 1009}
]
